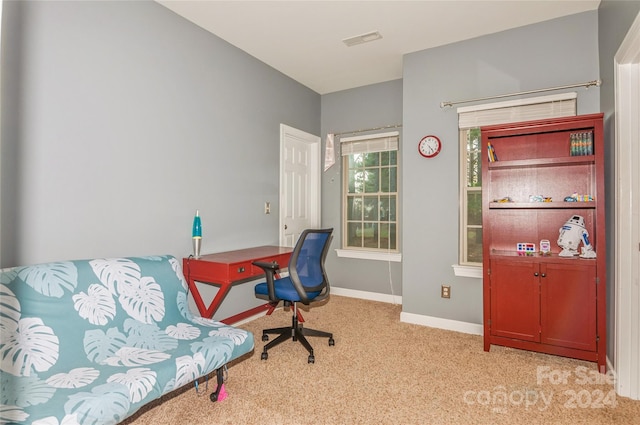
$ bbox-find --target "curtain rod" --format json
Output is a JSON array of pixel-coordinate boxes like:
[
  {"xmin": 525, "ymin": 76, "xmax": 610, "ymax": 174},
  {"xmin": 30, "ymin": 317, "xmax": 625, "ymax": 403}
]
[
  {"xmin": 333, "ymin": 124, "xmax": 402, "ymax": 137},
  {"xmin": 440, "ymin": 79, "xmax": 601, "ymax": 109}
]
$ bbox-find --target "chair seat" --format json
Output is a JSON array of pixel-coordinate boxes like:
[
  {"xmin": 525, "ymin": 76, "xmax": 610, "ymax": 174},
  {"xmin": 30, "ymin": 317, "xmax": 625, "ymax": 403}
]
[{"xmin": 255, "ymin": 276, "xmax": 321, "ymax": 302}]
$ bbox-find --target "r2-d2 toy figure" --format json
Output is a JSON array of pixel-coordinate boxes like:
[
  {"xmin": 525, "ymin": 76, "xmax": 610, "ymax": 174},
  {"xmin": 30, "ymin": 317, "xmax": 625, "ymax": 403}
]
[{"xmin": 557, "ymin": 215, "xmax": 596, "ymax": 258}]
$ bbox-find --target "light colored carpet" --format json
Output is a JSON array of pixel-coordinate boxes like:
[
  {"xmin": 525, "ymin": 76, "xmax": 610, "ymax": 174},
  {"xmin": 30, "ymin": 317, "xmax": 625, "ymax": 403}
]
[{"xmin": 123, "ymin": 295, "xmax": 639, "ymax": 424}]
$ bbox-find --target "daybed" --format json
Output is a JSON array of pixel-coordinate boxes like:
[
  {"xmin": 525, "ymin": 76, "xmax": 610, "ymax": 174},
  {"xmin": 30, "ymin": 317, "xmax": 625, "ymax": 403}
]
[{"xmin": 0, "ymin": 255, "xmax": 254, "ymax": 425}]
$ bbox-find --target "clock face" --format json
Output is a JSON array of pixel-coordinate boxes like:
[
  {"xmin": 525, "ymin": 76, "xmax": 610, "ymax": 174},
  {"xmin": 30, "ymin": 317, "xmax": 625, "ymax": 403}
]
[{"xmin": 418, "ymin": 135, "xmax": 442, "ymax": 158}]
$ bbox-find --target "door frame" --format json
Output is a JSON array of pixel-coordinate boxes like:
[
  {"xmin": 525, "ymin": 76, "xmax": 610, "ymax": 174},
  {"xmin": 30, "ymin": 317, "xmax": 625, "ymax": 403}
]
[
  {"xmin": 614, "ymin": 11, "xmax": 640, "ymax": 400},
  {"xmin": 279, "ymin": 124, "xmax": 321, "ymax": 246}
]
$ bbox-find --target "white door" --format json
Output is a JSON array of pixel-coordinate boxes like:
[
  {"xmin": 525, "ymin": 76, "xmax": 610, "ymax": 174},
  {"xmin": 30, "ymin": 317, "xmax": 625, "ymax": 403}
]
[
  {"xmin": 615, "ymin": 11, "xmax": 640, "ymax": 400},
  {"xmin": 279, "ymin": 124, "xmax": 321, "ymax": 247}
]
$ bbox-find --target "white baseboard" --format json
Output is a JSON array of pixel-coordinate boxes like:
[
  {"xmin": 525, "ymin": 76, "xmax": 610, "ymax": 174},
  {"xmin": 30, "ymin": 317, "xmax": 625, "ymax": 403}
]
[
  {"xmin": 235, "ymin": 287, "xmax": 483, "ymax": 337},
  {"xmin": 331, "ymin": 286, "xmax": 402, "ymax": 305},
  {"xmin": 331, "ymin": 287, "xmax": 483, "ymax": 335},
  {"xmin": 231, "ymin": 287, "xmax": 401, "ymax": 326},
  {"xmin": 400, "ymin": 311, "xmax": 483, "ymax": 335},
  {"xmin": 231, "ymin": 310, "xmax": 272, "ymax": 327}
]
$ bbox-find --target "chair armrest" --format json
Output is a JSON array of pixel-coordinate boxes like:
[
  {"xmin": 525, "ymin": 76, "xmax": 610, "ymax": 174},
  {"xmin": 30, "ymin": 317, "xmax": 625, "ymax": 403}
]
[
  {"xmin": 252, "ymin": 261, "xmax": 280, "ymax": 273},
  {"xmin": 252, "ymin": 261, "xmax": 280, "ymax": 302}
]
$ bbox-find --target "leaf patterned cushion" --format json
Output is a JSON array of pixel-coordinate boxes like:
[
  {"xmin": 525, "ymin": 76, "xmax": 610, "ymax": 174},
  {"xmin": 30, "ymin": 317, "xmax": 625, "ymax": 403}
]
[{"xmin": 0, "ymin": 255, "xmax": 254, "ymax": 425}]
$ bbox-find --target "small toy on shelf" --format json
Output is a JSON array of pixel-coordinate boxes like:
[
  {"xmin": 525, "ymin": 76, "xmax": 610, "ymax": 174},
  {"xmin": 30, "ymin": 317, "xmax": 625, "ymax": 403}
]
[
  {"xmin": 516, "ymin": 242, "xmax": 536, "ymax": 256},
  {"xmin": 564, "ymin": 192, "xmax": 595, "ymax": 202},
  {"xmin": 557, "ymin": 215, "xmax": 597, "ymax": 258},
  {"xmin": 539, "ymin": 239, "xmax": 551, "ymax": 255},
  {"xmin": 494, "ymin": 197, "xmax": 513, "ymax": 203},
  {"xmin": 529, "ymin": 195, "xmax": 552, "ymax": 202}
]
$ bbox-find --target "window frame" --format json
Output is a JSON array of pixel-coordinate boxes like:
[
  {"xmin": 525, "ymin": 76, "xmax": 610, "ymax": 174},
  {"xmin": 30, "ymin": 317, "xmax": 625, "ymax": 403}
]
[
  {"xmin": 338, "ymin": 131, "xmax": 400, "ymax": 258},
  {"xmin": 459, "ymin": 128, "xmax": 483, "ymax": 267}
]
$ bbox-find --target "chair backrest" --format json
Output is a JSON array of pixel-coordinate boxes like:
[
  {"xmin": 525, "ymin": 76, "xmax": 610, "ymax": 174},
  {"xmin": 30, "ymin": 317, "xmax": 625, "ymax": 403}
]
[{"xmin": 288, "ymin": 228, "xmax": 333, "ymax": 304}]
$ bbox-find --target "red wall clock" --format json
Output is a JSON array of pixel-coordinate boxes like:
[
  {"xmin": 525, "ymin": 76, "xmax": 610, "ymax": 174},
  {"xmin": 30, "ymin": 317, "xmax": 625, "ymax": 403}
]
[{"xmin": 418, "ymin": 135, "xmax": 442, "ymax": 158}]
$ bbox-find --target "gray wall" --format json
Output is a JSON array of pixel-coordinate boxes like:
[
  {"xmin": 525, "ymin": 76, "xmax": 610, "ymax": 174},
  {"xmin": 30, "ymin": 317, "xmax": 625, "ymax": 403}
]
[
  {"xmin": 597, "ymin": 0, "xmax": 640, "ymax": 365},
  {"xmin": 0, "ymin": 1, "xmax": 320, "ymax": 318},
  {"xmin": 401, "ymin": 11, "xmax": 601, "ymax": 324},
  {"xmin": 320, "ymin": 80, "xmax": 403, "ymax": 296},
  {"xmin": 3, "ymin": 0, "xmax": 636, "ymax": 335}
]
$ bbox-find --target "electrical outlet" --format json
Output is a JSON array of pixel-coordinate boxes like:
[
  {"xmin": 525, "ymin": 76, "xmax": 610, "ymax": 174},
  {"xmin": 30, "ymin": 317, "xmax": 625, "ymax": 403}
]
[{"xmin": 441, "ymin": 285, "xmax": 451, "ymax": 299}]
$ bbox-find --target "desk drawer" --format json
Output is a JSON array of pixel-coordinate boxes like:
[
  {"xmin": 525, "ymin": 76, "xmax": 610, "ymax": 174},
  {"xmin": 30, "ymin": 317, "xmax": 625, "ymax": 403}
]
[
  {"xmin": 184, "ymin": 248, "xmax": 292, "ymax": 285},
  {"xmin": 228, "ymin": 261, "xmax": 255, "ymax": 281}
]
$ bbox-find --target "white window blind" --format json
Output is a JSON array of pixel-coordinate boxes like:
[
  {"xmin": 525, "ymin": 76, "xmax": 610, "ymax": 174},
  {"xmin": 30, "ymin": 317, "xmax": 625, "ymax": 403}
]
[
  {"xmin": 340, "ymin": 131, "xmax": 399, "ymax": 156},
  {"xmin": 457, "ymin": 93, "xmax": 577, "ymax": 129}
]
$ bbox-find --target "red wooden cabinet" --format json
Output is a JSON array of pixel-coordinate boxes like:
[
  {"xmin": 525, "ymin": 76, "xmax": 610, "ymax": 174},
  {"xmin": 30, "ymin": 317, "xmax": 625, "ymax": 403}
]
[
  {"xmin": 489, "ymin": 258, "xmax": 540, "ymax": 344},
  {"xmin": 541, "ymin": 261, "xmax": 597, "ymax": 352},
  {"xmin": 481, "ymin": 113, "xmax": 606, "ymax": 372}
]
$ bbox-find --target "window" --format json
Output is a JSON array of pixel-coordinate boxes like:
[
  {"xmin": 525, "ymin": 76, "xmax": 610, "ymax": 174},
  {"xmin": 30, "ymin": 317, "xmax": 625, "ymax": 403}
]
[
  {"xmin": 460, "ymin": 128, "xmax": 483, "ymax": 265},
  {"xmin": 457, "ymin": 93, "xmax": 577, "ymax": 271},
  {"xmin": 341, "ymin": 132, "xmax": 399, "ymax": 253}
]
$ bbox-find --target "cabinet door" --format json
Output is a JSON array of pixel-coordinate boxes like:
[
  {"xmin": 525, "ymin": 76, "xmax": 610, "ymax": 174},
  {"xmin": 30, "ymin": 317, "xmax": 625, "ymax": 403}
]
[
  {"xmin": 490, "ymin": 259, "xmax": 540, "ymax": 342},
  {"xmin": 540, "ymin": 263, "xmax": 597, "ymax": 351}
]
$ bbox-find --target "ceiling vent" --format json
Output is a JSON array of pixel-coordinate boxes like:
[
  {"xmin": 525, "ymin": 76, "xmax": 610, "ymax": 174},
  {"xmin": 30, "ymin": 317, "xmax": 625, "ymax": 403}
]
[{"xmin": 342, "ymin": 31, "xmax": 383, "ymax": 47}]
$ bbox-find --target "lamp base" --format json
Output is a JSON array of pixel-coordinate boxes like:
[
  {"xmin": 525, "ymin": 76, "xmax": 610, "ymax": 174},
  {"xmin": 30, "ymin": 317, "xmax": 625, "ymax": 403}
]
[{"xmin": 193, "ymin": 237, "xmax": 202, "ymax": 258}]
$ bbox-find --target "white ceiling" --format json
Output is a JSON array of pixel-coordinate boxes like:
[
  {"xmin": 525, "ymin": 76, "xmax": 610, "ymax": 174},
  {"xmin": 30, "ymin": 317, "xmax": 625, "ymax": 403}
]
[{"xmin": 157, "ymin": 1, "xmax": 601, "ymax": 95}]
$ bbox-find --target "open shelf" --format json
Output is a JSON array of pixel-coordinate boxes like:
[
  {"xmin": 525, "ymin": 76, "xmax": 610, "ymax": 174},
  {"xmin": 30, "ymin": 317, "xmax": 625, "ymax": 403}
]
[
  {"xmin": 489, "ymin": 201, "xmax": 596, "ymax": 209},
  {"xmin": 489, "ymin": 250, "xmax": 598, "ymax": 264},
  {"xmin": 487, "ymin": 155, "xmax": 595, "ymax": 170}
]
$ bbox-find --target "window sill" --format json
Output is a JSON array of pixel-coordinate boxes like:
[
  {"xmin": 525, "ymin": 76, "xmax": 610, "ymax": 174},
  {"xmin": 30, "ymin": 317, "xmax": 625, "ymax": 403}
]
[
  {"xmin": 452, "ymin": 264, "xmax": 482, "ymax": 279},
  {"xmin": 336, "ymin": 249, "xmax": 402, "ymax": 262}
]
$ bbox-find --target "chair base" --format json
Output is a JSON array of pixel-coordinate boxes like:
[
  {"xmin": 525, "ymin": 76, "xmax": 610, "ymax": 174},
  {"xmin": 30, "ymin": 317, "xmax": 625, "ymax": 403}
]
[{"xmin": 260, "ymin": 304, "xmax": 334, "ymax": 363}]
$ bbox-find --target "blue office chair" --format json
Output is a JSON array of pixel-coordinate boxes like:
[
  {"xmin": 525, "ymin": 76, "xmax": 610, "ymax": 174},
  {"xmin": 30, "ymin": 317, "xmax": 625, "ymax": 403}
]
[{"xmin": 253, "ymin": 228, "xmax": 334, "ymax": 363}]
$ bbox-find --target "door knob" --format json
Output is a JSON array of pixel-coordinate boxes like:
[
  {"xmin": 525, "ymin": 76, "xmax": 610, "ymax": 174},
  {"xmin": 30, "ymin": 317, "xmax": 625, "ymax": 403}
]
[{"xmin": 284, "ymin": 224, "xmax": 288, "ymax": 230}]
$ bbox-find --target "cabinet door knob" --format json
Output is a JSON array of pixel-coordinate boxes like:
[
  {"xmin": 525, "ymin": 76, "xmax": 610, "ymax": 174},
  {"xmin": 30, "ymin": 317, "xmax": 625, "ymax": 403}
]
[
  {"xmin": 534, "ymin": 272, "xmax": 539, "ymax": 277},
  {"xmin": 541, "ymin": 273, "xmax": 546, "ymax": 278}
]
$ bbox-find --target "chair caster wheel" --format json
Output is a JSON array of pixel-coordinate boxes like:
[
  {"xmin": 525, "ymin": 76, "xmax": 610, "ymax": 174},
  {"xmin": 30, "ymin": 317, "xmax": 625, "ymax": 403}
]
[
  {"xmin": 261, "ymin": 351, "xmax": 268, "ymax": 360},
  {"xmin": 328, "ymin": 337, "xmax": 335, "ymax": 346},
  {"xmin": 308, "ymin": 355, "xmax": 315, "ymax": 364},
  {"xmin": 262, "ymin": 334, "xmax": 269, "ymax": 342}
]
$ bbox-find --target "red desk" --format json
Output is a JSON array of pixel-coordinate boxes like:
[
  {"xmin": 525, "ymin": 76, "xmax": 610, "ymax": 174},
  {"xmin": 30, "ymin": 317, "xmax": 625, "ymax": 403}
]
[{"xmin": 183, "ymin": 246, "xmax": 293, "ymax": 320}]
